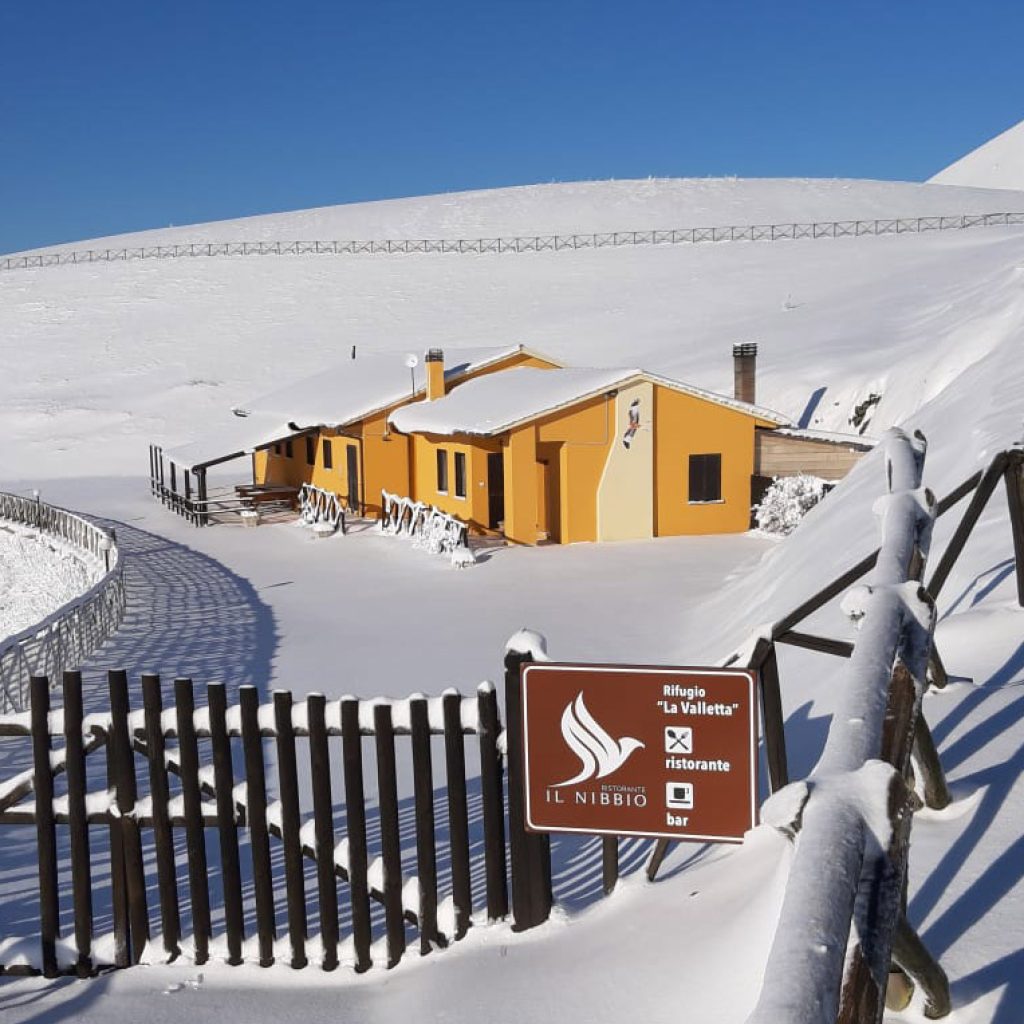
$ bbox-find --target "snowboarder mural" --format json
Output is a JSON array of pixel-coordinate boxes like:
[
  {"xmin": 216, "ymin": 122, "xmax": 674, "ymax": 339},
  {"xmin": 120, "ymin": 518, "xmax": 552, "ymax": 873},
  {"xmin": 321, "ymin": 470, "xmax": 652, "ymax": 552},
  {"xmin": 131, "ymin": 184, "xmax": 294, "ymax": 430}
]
[{"xmin": 622, "ymin": 398, "xmax": 641, "ymax": 449}]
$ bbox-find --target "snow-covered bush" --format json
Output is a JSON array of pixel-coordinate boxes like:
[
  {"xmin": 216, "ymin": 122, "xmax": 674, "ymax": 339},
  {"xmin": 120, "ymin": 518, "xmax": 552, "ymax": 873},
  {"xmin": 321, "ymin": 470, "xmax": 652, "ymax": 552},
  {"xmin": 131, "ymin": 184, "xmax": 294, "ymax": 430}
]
[{"xmin": 754, "ymin": 475, "xmax": 831, "ymax": 536}]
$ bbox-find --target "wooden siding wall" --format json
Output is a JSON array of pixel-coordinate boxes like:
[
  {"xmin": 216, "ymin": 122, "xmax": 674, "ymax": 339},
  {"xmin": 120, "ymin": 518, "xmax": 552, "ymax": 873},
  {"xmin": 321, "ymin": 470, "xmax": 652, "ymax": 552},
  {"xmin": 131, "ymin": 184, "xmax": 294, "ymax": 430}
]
[{"xmin": 755, "ymin": 432, "xmax": 869, "ymax": 481}]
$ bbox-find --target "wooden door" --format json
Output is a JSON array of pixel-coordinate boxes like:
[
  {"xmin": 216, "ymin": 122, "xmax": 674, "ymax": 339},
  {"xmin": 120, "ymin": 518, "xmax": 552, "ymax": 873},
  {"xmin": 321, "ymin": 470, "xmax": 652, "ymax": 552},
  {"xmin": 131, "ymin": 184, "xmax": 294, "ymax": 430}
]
[
  {"xmin": 536, "ymin": 458, "xmax": 561, "ymax": 543},
  {"xmin": 346, "ymin": 445, "xmax": 359, "ymax": 513},
  {"xmin": 487, "ymin": 453, "xmax": 505, "ymax": 530}
]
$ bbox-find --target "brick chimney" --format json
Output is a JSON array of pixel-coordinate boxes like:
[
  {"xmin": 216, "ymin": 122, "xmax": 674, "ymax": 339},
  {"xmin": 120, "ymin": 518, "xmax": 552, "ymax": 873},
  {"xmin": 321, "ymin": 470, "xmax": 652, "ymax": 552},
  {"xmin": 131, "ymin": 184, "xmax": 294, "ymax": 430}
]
[
  {"xmin": 425, "ymin": 348, "xmax": 446, "ymax": 401},
  {"xmin": 733, "ymin": 343, "xmax": 757, "ymax": 405}
]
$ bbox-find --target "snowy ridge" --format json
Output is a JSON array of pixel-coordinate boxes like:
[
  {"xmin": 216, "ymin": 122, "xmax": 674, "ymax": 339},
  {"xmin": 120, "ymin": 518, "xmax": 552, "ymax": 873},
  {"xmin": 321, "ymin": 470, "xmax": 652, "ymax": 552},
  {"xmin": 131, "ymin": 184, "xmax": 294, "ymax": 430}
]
[
  {"xmin": 6, "ymin": 208, "xmax": 1024, "ymax": 272},
  {"xmin": 930, "ymin": 118, "xmax": 1024, "ymax": 192},
  {"xmin": 10, "ymin": 177, "xmax": 1024, "ymax": 256}
]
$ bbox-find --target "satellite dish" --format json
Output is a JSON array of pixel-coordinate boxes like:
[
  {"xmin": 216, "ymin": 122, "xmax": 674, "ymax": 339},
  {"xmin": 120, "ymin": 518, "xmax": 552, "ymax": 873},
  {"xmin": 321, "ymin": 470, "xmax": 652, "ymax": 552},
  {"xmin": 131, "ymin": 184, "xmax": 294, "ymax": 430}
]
[{"xmin": 405, "ymin": 353, "xmax": 420, "ymax": 369}]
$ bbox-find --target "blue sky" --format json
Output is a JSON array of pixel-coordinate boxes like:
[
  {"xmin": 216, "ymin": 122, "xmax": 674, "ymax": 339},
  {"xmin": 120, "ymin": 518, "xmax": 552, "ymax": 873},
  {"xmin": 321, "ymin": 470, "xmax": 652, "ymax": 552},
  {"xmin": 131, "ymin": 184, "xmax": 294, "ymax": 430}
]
[{"xmin": 1, "ymin": 0, "xmax": 1022, "ymax": 253}]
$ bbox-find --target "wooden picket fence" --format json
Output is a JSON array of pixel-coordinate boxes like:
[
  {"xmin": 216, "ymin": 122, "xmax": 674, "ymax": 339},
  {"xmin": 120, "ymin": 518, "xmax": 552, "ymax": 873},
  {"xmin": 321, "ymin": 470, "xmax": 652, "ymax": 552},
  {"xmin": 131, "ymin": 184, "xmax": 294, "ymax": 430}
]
[{"xmin": 0, "ymin": 642, "xmax": 561, "ymax": 978}]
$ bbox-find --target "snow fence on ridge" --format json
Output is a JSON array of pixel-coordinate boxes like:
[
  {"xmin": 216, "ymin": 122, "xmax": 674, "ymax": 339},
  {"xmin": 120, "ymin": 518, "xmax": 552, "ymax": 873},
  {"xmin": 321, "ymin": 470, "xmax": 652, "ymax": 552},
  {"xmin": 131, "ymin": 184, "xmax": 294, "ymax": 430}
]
[{"xmin": 4, "ymin": 211, "xmax": 1024, "ymax": 270}]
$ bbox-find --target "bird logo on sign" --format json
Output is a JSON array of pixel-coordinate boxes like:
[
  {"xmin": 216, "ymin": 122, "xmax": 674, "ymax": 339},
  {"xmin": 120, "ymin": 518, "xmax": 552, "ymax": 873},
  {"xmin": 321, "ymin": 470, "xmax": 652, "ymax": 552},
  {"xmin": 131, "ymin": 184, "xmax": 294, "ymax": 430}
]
[{"xmin": 555, "ymin": 692, "xmax": 645, "ymax": 787}]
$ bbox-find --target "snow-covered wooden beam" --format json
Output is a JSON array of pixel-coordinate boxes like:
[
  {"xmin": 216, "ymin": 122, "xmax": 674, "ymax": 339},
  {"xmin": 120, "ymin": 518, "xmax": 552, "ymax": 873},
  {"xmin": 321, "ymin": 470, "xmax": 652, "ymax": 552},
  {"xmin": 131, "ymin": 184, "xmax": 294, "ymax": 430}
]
[{"xmin": 747, "ymin": 429, "xmax": 948, "ymax": 1024}]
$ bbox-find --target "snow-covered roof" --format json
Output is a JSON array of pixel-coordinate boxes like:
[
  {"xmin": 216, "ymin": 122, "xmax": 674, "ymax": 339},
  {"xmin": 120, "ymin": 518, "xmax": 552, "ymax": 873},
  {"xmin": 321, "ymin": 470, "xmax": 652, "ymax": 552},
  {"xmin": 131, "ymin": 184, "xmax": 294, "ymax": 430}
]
[
  {"xmin": 769, "ymin": 426, "xmax": 875, "ymax": 448},
  {"xmin": 389, "ymin": 367, "xmax": 788, "ymax": 437},
  {"xmin": 242, "ymin": 344, "xmax": 547, "ymax": 427},
  {"xmin": 389, "ymin": 367, "xmax": 638, "ymax": 435},
  {"xmin": 163, "ymin": 412, "xmax": 303, "ymax": 471},
  {"xmin": 165, "ymin": 344, "xmax": 550, "ymax": 469}
]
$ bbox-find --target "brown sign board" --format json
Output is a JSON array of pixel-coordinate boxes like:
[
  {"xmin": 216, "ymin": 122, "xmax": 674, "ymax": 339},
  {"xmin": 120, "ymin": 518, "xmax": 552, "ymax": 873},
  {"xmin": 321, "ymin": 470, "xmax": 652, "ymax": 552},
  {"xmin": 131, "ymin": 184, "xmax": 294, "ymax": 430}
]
[{"xmin": 521, "ymin": 663, "xmax": 758, "ymax": 843}]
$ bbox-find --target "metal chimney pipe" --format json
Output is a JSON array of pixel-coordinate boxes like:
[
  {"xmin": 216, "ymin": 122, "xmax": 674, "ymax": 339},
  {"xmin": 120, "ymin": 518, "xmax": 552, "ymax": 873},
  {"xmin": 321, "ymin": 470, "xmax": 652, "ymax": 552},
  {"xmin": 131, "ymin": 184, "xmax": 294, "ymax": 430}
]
[{"xmin": 733, "ymin": 343, "xmax": 758, "ymax": 405}]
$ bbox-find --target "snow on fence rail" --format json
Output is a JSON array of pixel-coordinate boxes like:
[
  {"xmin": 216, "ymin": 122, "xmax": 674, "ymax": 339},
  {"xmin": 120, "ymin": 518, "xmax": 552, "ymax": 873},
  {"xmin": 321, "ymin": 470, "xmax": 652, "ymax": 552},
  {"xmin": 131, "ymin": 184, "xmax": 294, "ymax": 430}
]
[
  {"xmin": 0, "ymin": 637, "xmax": 569, "ymax": 976},
  {"xmin": 380, "ymin": 489, "xmax": 474, "ymax": 566},
  {"xmin": 297, "ymin": 483, "xmax": 347, "ymax": 533},
  {"xmin": 641, "ymin": 435, "xmax": 1024, "ymax": 1023},
  {"xmin": 0, "ymin": 492, "xmax": 125, "ymax": 715},
  {"xmin": 5, "ymin": 211, "xmax": 1024, "ymax": 272}
]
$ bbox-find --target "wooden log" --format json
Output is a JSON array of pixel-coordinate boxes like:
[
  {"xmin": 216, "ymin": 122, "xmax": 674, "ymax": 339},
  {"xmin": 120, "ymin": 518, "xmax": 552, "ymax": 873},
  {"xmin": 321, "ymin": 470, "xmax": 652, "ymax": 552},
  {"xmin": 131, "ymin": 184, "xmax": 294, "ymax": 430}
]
[
  {"xmin": 771, "ymin": 550, "xmax": 878, "ymax": 638},
  {"xmin": 477, "ymin": 683, "xmax": 509, "ymax": 921},
  {"xmin": 749, "ymin": 428, "xmax": 933, "ymax": 1024},
  {"xmin": 503, "ymin": 646, "xmax": 552, "ymax": 931},
  {"xmin": 891, "ymin": 914, "xmax": 951, "ymax": 1019},
  {"xmin": 776, "ymin": 630, "xmax": 854, "ymax": 659},
  {"xmin": 935, "ymin": 469, "xmax": 982, "ymax": 518},
  {"xmin": 374, "ymin": 702, "xmax": 407, "ymax": 966},
  {"xmin": 174, "ymin": 677, "xmax": 211, "ymax": 965},
  {"xmin": 341, "ymin": 698, "xmax": 372, "ymax": 972},
  {"xmin": 208, "ymin": 683, "xmax": 244, "ymax": 965},
  {"xmin": 928, "ymin": 645, "xmax": 950, "ymax": 690},
  {"xmin": 1004, "ymin": 455, "xmax": 1024, "ymax": 607},
  {"xmin": 927, "ymin": 451, "xmax": 1008, "ymax": 600},
  {"xmin": 141, "ymin": 673, "xmax": 180, "ymax": 958},
  {"xmin": 307, "ymin": 694, "xmax": 339, "ymax": 971},
  {"xmin": 62, "ymin": 671, "xmax": 93, "ymax": 977},
  {"xmin": 239, "ymin": 686, "xmax": 275, "ymax": 966},
  {"xmin": 913, "ymin": 714, "xmax": 952, "ymax": 811},
  {"xmin": 108, "ymin": 670, "xmax": 149, "ymax": 964},
  {"xmin": 646, "ymin": 838, "xmax": 670, "ymax": 883},
  {"xmin": 756, "ymin": 641, "xmax": 789, "ymax": 792},
  {"xmin": 410, "ymin": 696, "xmax": 439, "ymax": 954},
  {"xmin": 274, "ymin": 690, "xmax": 308, "ymax": 969},
  {"xmin": 443, "ymin": 691, "xmax": 472, "ymax": 940},
  {"xmin": 30, "ymin": 676, "xmax": 60, "ymax": 978}
]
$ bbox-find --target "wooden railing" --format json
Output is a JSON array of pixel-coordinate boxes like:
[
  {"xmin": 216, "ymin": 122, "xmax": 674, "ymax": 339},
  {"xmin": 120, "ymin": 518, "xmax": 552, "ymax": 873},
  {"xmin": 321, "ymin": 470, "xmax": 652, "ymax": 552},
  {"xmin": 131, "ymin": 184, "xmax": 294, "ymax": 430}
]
[
  {"xmin": 641, "ymin": 432, "xmax": 1022, "ymax": 1023},
  {"xmin": 0, "ymin": 493, "xmax": 125, "ymax": 714},
  {"xmin": 380, "ymin": 490, "xmax": 473, "ymax": 564}
]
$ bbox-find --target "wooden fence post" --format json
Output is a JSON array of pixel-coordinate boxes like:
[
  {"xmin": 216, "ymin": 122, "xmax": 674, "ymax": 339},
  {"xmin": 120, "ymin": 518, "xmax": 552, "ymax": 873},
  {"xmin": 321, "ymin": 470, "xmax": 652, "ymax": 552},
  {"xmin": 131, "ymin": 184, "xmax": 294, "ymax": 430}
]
[
  {"xmin": 503, "ymin": 644, "xmax": 552, "ymax": 931},
  {"xmin": 341, "ymin": 697, "xmax": 373, "ymax": 972},
  {"xmin": 174, "ymin": 677, "xmax": 211, "ymax": 965},
  {"xmin": 274, "ymin": 690, "xmax": 308, "ymax": 969},
  {"xmin": 307, "ymin": 693, "xmax": 339, "ymax": 971},
  {"xmin": 754, "ymin": 639, "xmax": 789, "ymax": 792},
  {"xmin": 141, "ymin": 673, "xmax": 180, "ymax": 959},
  {"xmin": 373, "ymin": 702, "xmax": 406, "ymax": 966},
  {"xmin": 108, "ymin": 669, "xmax": 149, "ymax": 965},
  {"xmin": 63, "ymin": 670, "xmax": 93, "ymax": 977},
  {"xmin": 1004, "ymin": 452, "xmax": 1024, "ymax": 607},
  {"xmin": 410, "ymin": 696, "xmax": 440, "ymax": 953},
  {"xmin": 477, "ymin": 683, "xmax": 509, "ymax": 921},
  {"xmin": 208, "ymin": 683, "xmax": 244, "ymax": 965},
  {"xmin": 239, "ymin": 686, "xmax": 275, "ymax": 966},
  {"xmin": 443, "ymin": 691, "xmax": 472, "ymax": 940},
  {"xmin": 602, "ymin": 837, "xmax": 619, "ymax": 895},
  {"xmin": 30, "ymin": 675, "xmax": 60, "ymax": 978},
  {"xmin": 927, "ymin": 451, "xmax": 1008, "ymax": 600}
]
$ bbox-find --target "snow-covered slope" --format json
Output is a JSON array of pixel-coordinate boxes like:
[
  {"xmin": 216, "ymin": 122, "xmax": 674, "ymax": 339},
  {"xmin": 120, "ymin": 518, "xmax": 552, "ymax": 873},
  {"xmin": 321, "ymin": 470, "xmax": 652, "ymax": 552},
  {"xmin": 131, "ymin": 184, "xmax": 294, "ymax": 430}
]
[
  {"xmin": 930, "ymin": 118, "xmax": 1024, "ymax": 191},
  {"xmin": 2, "ymin": 177, "xmax": 1024, "ymax": 1023},
  {"xmin": 3, "ymin": 178, "xmax": 1024, "ymax": 482},
  {"xmin": 9, "ymin": 177, "xmax": 1024, "ymax": 256}
]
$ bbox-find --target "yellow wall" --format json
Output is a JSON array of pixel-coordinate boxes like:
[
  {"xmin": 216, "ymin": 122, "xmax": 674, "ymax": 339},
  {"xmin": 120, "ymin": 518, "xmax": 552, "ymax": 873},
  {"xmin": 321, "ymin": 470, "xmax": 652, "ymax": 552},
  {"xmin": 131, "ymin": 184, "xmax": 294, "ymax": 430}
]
[
  {"xmin": 596, "ymin": 381, "xmax": 654, "ymax": 541},
  {"xmin": 410, "ymin": 433, "xmax": 499, "ymax": 526},
  {"xmin": 259, "ymin": 436, "xmax": 315, "ymax": 489},
  {"xmin": 653, "ymin": 388, "xmax": 773, "ymax": 535},
  {"xmin": 250, "ymin": 352, "xmax": 770, "ymax": 543}
]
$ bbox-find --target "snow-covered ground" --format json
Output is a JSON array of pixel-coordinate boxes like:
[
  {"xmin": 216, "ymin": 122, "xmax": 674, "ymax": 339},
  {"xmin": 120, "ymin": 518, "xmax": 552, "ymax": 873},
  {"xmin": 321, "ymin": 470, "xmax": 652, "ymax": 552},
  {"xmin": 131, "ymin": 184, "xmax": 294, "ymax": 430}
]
[
  {"xmin": 0, "ymin": 520, "xmax": 100, "ymax": 640},
  {"xmin": 2, "ymin": 161, "xmax": 1024, "ymax": 1022}
]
